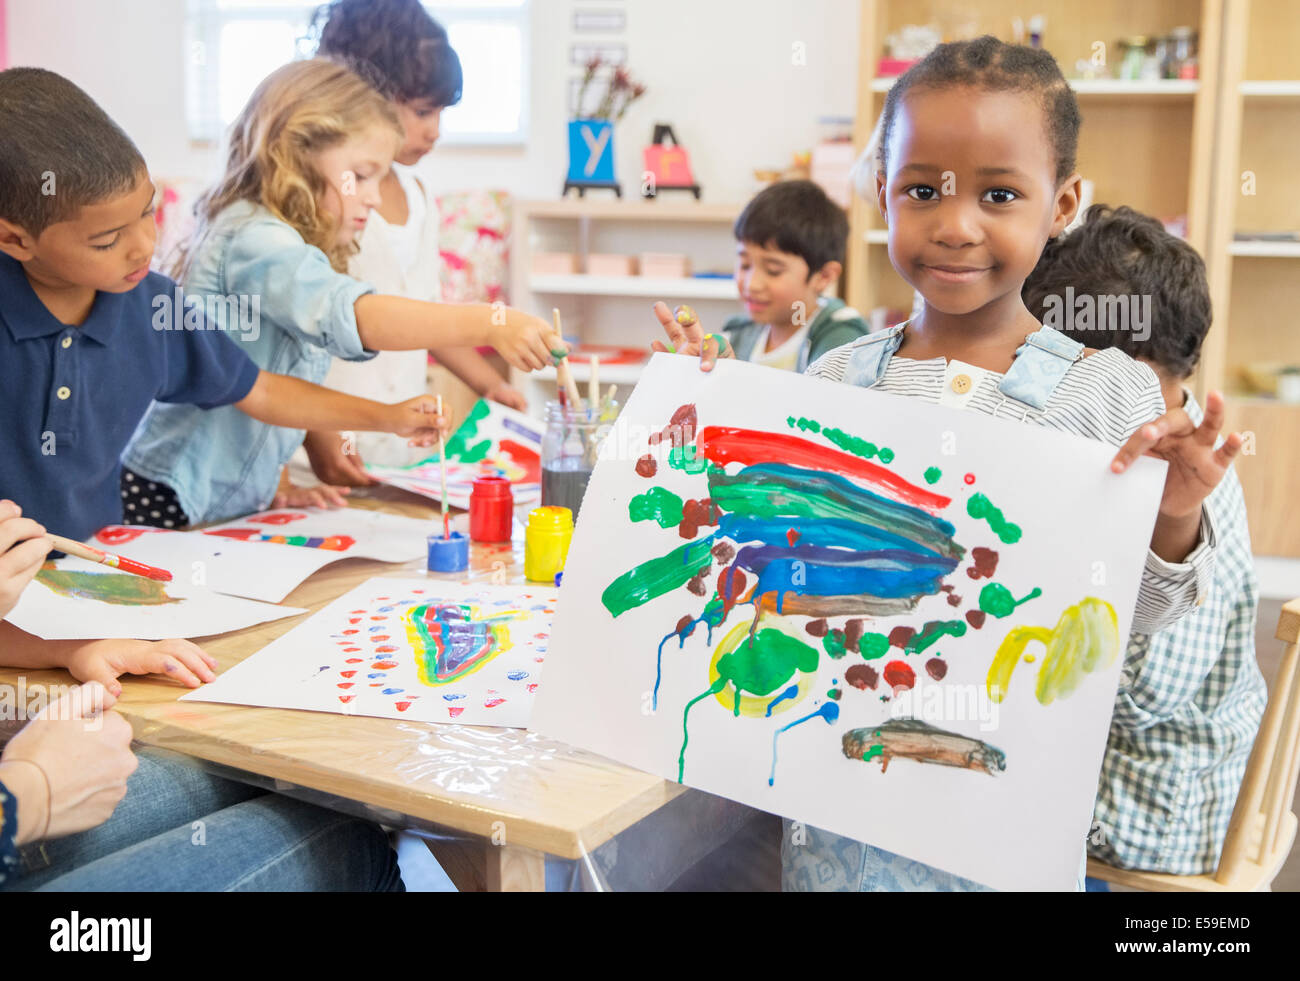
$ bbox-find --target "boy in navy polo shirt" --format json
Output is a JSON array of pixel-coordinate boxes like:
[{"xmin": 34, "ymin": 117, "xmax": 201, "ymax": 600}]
[{"xmin": 0, "ymin": 68, "xmax": 445, "ymax": 689}]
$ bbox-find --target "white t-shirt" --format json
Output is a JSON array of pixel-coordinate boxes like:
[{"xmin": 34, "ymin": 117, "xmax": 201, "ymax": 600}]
[
  {"xmin": 749, "ymin": 322, "xmax": 812, "ymax": 372},
  {"xmin": 324, "ymin": 165, "xmax": 442, "ymax": 467}
]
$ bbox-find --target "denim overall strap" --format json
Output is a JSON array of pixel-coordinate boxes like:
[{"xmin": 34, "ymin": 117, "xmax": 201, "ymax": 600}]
[
  {"xmin": 842, "ymin": 323, "xmax": 906, "ymax": 388},
  {"xmin": 997, "ymin": 326, "xmax": 1084, "ymax": 410}
]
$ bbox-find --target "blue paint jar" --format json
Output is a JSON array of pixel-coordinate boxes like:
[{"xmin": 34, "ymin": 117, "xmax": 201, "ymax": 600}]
[{"xmin": 427, "ymin": 532, "xmax": 469, "ymax": 573}]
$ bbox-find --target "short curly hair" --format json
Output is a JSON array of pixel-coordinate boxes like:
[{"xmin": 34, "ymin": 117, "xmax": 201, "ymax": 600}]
[
  {"xmin": 311, "ymin": 0, "xmax": 463, "ymax": 108},
  {"xmin": 880, "ymin": 35, "xmax": 1080, "ymax": 185},
  {"xmin": 1022, "ymin": 205, "xmax": 1212, "ymax": 379}
]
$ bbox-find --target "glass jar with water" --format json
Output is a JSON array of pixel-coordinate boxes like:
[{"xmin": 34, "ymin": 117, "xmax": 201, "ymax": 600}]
[{"xmin": 541, "ymin": 399, "xmax": 619, "ymax": 522}]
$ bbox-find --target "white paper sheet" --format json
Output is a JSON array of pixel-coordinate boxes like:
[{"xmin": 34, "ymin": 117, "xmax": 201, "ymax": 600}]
[
  {"xmin": 6, "ymin": 557, "xmax": 306, "ymax": 640},
  {"xmin": 87, "ymin": 508, "xmax": 434, "ymax": 603},
  {"xmin": 529, "ymin": 354, "xmax": 1166, "ymax": 891},
  {"xmin": 183, "ymin": 578, "xmax": 558, "ymax": 728},
  {"xmin": 365, "ymin": 398, "xmax": 545, "ymax": 509}
]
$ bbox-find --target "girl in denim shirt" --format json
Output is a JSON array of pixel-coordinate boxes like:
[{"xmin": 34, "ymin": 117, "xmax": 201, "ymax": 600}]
[{"xmin": 124, "ymin": 59, "xmax": 559, "ymax": 526}]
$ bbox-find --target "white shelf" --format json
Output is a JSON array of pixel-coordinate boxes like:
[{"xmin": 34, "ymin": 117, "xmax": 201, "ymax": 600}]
[
  {"xmin": 1230, "ymin": 240, "xmax": 1300, "ymax": 257},
  {"xmin": 1240, "ymin": 80, "xmax": 1300, "ymax": 97},
  {"xmin": 529, "ymin": 274, "xmax": 738, "ymax": 299},
  {"xmin": 869, "ymin": 77, "xmax": 1199, "ymax": 95}
]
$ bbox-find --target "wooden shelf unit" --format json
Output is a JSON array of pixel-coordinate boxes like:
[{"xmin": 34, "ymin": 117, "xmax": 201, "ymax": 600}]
[
  {"xmin": 847, "ymin": 0, "xmax": 1221, "ymax": 319},
  {"xmin": 1202, "ymin": 0, "xmax": 1300, "ymax": 556}
]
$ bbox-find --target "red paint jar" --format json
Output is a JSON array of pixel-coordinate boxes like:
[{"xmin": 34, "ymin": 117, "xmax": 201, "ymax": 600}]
[{"xmin": 469, "ymin": 476, "xmax": 514, "ymax": 543}]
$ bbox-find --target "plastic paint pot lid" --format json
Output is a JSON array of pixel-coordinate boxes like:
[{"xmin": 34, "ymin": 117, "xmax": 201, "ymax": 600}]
[{"xmin": 528, "ymin": 506, "xmax": 574, "ymax": 531}]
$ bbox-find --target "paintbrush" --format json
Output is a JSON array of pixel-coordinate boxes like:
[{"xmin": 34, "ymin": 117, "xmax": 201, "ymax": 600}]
[
  {"xmin": 588, "ymin": 354, "xmax": 600, "ymax": 422},
  {"xmin": 436, "ymin": 394, "xmax": 450, "ymax": 540},
  {"xmin": 551, "ymin": 308, "xmax": 583, "ymax": 409},
  {"xmin": 48, "ymin": 534, "xmax": 173, "ymax": 582}
]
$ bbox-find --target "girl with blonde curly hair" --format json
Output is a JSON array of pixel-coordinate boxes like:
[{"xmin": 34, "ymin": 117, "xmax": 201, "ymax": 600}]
[{"xmin": 124, "ymin": 59, "xmax": 561, "ymax": 527}]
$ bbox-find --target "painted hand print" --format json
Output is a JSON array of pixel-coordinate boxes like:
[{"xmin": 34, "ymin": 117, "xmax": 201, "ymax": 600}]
[
  {"xmin": 532, "ymin": 356, "xmax": 1166, "ymax": 890},
  {"xmin": 185, "ymin": 579, "xmax": 557, "ymax": 728}
]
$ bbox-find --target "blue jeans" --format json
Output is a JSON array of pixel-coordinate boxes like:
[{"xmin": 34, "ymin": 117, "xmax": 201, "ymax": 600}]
[{"xmin": 7, "ymin": 751, "xmax": 402, "ymax": 892}]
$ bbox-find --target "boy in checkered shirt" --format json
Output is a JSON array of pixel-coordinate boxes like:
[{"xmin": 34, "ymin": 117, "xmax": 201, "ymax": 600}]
[{"xmin": 1024, "ymin": 205, "xmax": 1266, "ymax": 874}]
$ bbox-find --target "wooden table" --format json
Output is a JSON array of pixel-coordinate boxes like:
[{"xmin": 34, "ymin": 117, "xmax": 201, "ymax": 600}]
[{"xmin": 0, "ymin": 488, "xmax": 687, "ymax": 891}]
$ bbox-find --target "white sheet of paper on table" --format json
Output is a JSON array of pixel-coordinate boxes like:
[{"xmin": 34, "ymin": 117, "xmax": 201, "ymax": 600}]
[
  {"xmin": 7, "ymin": 556, "xmax": 306, "ymax": 640},
  {"xmin": 86, "ymin": 507, "xmax": 435, "ymax": 604},
  {"xmin": 529, "ymin": 354, "xmax": 1167, "ymax": 892},
  {"xmin": 364, "ymin": 398, "xmax": 545, "ymax": 509},
  {"xmin": 183, "ymin": 578, "xmax": 558, "ymax": 729}
]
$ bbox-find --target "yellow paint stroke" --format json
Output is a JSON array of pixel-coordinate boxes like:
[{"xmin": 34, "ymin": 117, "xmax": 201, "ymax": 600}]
[
  {"xmin": 986, "ymin": 597, "xmax": 1119, "ymax": 705},
  {"xmin": 708, "ymin": 616, "xmax": 816, "ymax": 718}
]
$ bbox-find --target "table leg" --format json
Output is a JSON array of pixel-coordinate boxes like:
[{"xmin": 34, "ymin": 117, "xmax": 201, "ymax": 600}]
[
  {"xmin": 484, "ymin": 842, "xmax": 546, "ymax": 892},
  {"xmin": 424, "ymin": 838, "xmax": 487, "ymax": 892}
]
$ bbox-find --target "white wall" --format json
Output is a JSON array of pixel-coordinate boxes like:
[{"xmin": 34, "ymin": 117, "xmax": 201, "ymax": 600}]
[{"xmin": 5, "ymin": 0, "xmax": 859, "ymax": 204}]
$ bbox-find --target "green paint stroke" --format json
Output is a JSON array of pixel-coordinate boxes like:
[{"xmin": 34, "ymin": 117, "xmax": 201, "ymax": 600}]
[
  {"xmin": 906, "ymin": 620, "xmax": 967, "ymax": 654},
  {"xmin": 668, "ymin": 444, "xmax": 709, "ymax": 474},
  {"xmin": 602, "ymin": 537, "xmax": 716, "ymax": 616},
  {"xmin": 862, "ymin": 744, "xmax": 884, "ymax": 763},
  {"xmin": 924, "ymin": 466, "xmax": 943, "ymax": 485},
  {"xmin": 967, "ymin": 492, "xmax": 1022, "ymax": 544},
  {"xmin": 442, "ymin": 399, "xmax": 492, "ymax": 462},
  {"xmin": 860, "ymin": 632, "xmax": 890, "ymax": 660},
  {"xmin": 36, "ymin": 567, "xmax": 179, "ymax": 606},
  {"xmin": 822, "ymin": 630, "xmax": 846, "ymax": 659},
  {"xmin": 979, "ymin": 582, "xmax": 1043, "ymax": 619},
  {"xmin": 680, "ymin": 628, "xmax": 819, "ymax": 781},
  {"xmin": 628, "ymin": 486, "xmax": 685, "ymax": 529},
  {"xmin": 786, "ymin": 416, "xmax": 822, "ymax": 434}
]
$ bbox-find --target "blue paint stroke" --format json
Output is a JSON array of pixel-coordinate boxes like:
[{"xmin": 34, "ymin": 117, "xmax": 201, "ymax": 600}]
[{"xmin": 769, "ymin": 702, "xmax": 840, "ymax": 786}]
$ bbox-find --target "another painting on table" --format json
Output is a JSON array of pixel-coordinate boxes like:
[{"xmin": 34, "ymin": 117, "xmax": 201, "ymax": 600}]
[
  {"xmin": 529, "ymin": 354, "xmax": 1166, "ymax": 891},
  {"xmin": 7, "ymin": 558, "xmax": 305, "ymax": 640},
  {"xmin": 86, "ymin": 507, "xmax": 435, "ymax": 604},
  {"xmin": 365, "ymin": 398, "xmax": 544, "ymax": 509},
  {"xmin": 184, "ymin": 579, "xmax": 558, "ymax": 728}
]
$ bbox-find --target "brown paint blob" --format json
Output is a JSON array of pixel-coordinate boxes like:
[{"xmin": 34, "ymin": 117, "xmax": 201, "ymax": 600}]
[
  {"xmin": 888, "ymin": 625, "xmax": 916, "ymax": 648},
  {"xmin": 845, "ymin": 664, "xmax": 879, "ymax": 690},
  {"xmin": 965, "ymin": 609, "xmax": 987, "ymax": 629},
  {"xmin": 635, "ymin": 454, "xmax": 658, "ymax": 478},
  {"xmin": 805, "ymin": 618, "xmax": 829, "ymax": 638},
  {"xmin": 925, "ymin": 658, "xmax": 948, "ymax": 680},
  {"xmin": 711, "ymin": 541, "xmax": 736, "ymax": 564},
  {"xmin": 844, "ymin": 618, "xmax": 865, "ymax": 653}
]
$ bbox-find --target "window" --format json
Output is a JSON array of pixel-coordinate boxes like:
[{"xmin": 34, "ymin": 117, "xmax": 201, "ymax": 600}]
[{"xmin": 186, "ymin": 0, "xmax": 530, "ymax": 146}]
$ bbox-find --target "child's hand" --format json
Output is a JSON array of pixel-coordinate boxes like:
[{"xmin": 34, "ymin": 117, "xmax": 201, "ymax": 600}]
[
  {"xmin": 384, "ymin": 395, "xmax": 453, "ymax": 447},
  {"xmin": 272, "ymin": 481, "xmax": 351, "ymax": 509},
  {"xmin": 1111, "ymin": 390, "xmax": 1244, "ymax": 519},
  {"xmin": 302, "ymin": 430, "xmax": 376, "ymax": 488},
  {"xmin": 651, "ymin": 302, "xmax": 733, "ymax": 373},
  {"xmin": 63, "ymin": 638, "xmax": 219, "ymax": 696},
  {"xmin": 0, "ymin": 500, "xmax": 53, "ymax": 619},
  {"xmin": 488, "ymin": 310, "xmax": 568, "ymax": 373},
  {"xmin": 483, "ymin": 380, "xmax": 529, "ymax": 412}
]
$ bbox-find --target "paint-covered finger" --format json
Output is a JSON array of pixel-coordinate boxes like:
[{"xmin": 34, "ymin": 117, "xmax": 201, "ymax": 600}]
[
  {"xmin": 653, "ymin": 301, "xmax": 688, "ymax": 351},
  {"xmin": 153, "ymin": 651, "xmax": 203, "ymax": 688}
]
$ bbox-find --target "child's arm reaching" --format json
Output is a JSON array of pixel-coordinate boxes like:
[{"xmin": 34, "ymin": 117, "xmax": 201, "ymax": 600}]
[
  {"xmin": 428, "ymin": 346, "xmax": 529, "ymax": 412},
  {"xmin": 235, "ymin": 371, "xmax": 450, "ymax": 445}
]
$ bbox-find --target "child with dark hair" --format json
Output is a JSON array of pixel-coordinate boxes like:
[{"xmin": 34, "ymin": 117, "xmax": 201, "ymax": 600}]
[
  {"xmin": 1024, "ymin": 205, "xmax": 1265, "ymax": 876},
  {"xmin": 300, "ymin": 0, "xmax": 526, "ymax": 487},
  {"xmin": 0, "ymin": 67, "xmax": 410, "ymax": 891},
  {"xmin": 657, "ymin": 36, "xmax": 1243, "ymax": 891},
  {"xmin": 714, "ymin": 180, "xmax": 870, "ymax": 372}
]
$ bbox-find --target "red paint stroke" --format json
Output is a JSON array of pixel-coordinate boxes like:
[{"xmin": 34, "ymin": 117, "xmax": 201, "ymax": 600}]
[
  {"xmin": 448, "ymin": 707, "xmax": 464, "ymax": 718},
  {"xmin": 963, "ymin": 473, "xmax": 976, "ymax": 486},
  {"xmin": 339, "ymin": 695, "xmax": 355, "ymax": 704},
  {"xmin": 338, "ymin": 683, "xmax": 354, "ymax": 689},
  {"xmin": 484, "ymin": 697, "xmax": 506, "ymax": 708},
  {"xmin": 635, "ymin": 454, "xmax": 658, "ymax": 478},
  {"xmin": 648, "ymin": 404, "xmax": 697, "ymax": 448},
  {"xmin": 372, "ymin": 660, "xmax": 399, "ymax": 670},
  {"xmin": 883, "ymin": 661, "xmax": 916, "ymax": 691},
  {"xmin": 395, "ymin": 701, "xmax": 413, "ymax": 711},
  {"xmin": 370, "ymin": 635, "xmax": 390, "ymax": 642},
  {"xmin": 498, "ymin": 438, "xmax": 542, "ymax": 484},
  {"xmin": 340, "ymin": 671, "xmax": 357, "ymax": 678},
  {"xmin": 527, "ymin": 684, "xmax": 539, "ymax": 694},
  {"xmin": 786, "ymin": 528, "xmax": 801, "ymax": 547},
  {"xmin": 696, "ymin": 427, "xmax": 950, "ymax": 512},
  {"xmin": 250, "ymin": 512, "xmax": 307, "ymax": 525},
  {"xmin": 94, "ymin": 526, "xmax": 154, "ymax": 546}
]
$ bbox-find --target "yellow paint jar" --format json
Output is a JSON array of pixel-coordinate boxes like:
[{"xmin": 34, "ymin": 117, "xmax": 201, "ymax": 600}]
[{"xmin": 524, "ymin": 506, "xmax": 574, "ymax": 583}]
